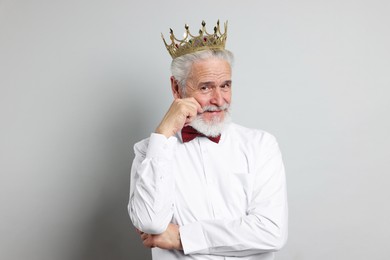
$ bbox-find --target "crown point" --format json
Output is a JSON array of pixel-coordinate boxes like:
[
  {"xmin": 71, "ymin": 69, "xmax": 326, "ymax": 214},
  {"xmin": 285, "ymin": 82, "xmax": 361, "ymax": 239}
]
[{"xmin": 162, "ymin": 20, "xmax": 228, "ymax": 59}]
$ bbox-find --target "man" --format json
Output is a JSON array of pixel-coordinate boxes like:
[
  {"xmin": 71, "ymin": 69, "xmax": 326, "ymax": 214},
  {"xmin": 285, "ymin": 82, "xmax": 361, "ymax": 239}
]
[{"xmin": 128, "ymin": 20, "xmax": 288, "ymax": 260}]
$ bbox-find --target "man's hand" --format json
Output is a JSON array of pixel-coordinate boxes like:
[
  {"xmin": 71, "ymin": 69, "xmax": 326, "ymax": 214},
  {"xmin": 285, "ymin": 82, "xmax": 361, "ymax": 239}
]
[
  {"xmin": 156, "ymin": 98, "xmax": 202, "ymax": 138},
  {"xmin": 137, "ymin": 223, "xmax": 182, "ymax": 250}
]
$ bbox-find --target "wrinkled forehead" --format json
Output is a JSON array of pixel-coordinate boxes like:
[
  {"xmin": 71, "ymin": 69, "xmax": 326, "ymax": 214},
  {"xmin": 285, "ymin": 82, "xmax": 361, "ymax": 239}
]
[{"xmin": 188, "ymin": 58, "xmax": 232, "ymax": 83}]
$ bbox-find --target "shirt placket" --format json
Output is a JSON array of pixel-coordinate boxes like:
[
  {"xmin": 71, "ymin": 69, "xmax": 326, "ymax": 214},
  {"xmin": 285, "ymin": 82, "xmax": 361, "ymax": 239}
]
[{"xmin": 198, "ymin": 138, "xmax": 219, "ymax": 219}]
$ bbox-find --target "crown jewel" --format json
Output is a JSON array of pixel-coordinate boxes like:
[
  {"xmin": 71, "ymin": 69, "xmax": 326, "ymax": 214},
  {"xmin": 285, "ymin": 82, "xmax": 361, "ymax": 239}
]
[{"xmin": 162, "ymin": 20, "xmax": 228, "ymax": 59}]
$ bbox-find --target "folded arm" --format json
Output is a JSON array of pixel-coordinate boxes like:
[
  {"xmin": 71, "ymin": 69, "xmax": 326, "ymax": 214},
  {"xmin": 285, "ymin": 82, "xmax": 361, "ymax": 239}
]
[
  {"xmin": 180, "ymin": 135, "xmax": 288, "ymax": 256},
  {"xmin": 128, "ymin": 134, "xmax": 177, "ymax": 234}
]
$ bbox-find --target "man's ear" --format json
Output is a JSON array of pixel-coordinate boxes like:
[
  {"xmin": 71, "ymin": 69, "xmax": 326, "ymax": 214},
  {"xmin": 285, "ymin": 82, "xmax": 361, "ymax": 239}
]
[{"xmin": 170, "ymin": 76, "xmax": 182, "ymax": 99}]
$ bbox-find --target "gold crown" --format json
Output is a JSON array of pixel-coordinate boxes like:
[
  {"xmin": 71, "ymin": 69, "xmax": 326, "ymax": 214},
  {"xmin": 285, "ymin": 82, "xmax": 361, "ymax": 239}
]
[{"xmin": 162, "ymin": 20, "xmax": 228, "ymax": 59}]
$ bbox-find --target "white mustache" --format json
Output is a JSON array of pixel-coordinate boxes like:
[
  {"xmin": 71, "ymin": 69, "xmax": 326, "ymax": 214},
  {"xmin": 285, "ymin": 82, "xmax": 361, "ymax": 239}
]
[{"xmin": 202, "ymin": 104, "xmax": 230, "ymax": 113}]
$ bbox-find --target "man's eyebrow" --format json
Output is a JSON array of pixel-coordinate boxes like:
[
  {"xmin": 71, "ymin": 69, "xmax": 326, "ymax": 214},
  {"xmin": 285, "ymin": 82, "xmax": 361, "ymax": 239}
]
[
  {"xmin": 221, "ymin": 80, "xmax": 232, "ymax": 86},
  {"xmin": 197, "ymin": 80, "xmax": 232, "ymax": 88},
  {"xmin": 197, "ymin": 81, "xmax": 215, "ymax": 87}
]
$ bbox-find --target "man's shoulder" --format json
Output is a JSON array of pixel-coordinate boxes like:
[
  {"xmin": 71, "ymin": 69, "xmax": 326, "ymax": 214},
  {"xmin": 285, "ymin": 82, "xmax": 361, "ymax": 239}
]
[
  {"xmin": 228, "ymin": 123, "xmax": 277, "ymax": 143},
  {"xmin": 228, "ymin": 123, "xmax": 281, "ymax": 157}
]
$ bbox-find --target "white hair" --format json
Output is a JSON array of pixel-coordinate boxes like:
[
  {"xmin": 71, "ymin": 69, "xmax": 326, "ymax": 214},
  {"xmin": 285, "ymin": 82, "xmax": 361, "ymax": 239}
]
[{"xmin": 171, "ymin": 49, "xmax": 234, "ymax": 95}]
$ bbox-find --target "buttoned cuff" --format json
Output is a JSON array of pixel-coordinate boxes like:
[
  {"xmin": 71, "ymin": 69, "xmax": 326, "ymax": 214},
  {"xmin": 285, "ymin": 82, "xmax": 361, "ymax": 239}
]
[
  {"xmin": 180, "ymin": 222, "xmax": 209, "ymax": 255},
  {"xmin": 145, "ymin": 133, "xmax": 178, "ymax": 160}
]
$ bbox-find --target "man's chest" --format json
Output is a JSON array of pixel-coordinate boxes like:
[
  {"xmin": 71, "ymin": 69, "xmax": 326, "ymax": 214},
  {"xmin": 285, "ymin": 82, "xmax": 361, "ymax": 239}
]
[{"xmin": 171, "ymin": 139, "xmax": 255, "ymax": 224}]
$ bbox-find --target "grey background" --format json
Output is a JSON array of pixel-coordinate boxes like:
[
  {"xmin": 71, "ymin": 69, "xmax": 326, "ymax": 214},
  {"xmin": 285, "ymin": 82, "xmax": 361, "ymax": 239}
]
[{"xmin": 1, "ymin": 0, "xmax": 389, "ymax": 259}]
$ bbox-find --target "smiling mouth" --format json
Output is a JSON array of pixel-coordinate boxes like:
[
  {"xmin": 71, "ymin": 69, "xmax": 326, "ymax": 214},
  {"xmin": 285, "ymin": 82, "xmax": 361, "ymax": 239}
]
[
  {"xmin": 205, "ymin": 110, "xmax": 222, "ymax": 113},
  {"xmin": 203, "ymin": 110, "xmax": 225, "ymax": 117}
]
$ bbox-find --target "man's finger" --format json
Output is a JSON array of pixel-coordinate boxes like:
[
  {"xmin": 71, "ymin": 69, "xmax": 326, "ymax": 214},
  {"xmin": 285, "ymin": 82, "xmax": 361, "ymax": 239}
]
[
  {"xmin": 143, "ymin": 237, "xmax": 155, "ymax": 248},
  {"xmin": 187, "ymin": 97, "xmax": 203, "ymax": 113},
  {"xmin": 141, "ymin": 233, "xmax": 149, "ymax": 241}
]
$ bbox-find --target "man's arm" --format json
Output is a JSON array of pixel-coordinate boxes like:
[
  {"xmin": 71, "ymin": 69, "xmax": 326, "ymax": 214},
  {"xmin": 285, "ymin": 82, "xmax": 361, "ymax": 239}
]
[
  {"xmin": 128, "ymin": 97, "xmax": 202, "ymax": 234},
  {"xmin": 128, "ymin": 133, "xmax": 177, "ymax": 234},
  {"xmin": 178, "ymin": 134, "xmax": 288, "ymax": 256},
  {"xmin": 135, "ymin": 133, "xmax": 288, "ymax": 256}
]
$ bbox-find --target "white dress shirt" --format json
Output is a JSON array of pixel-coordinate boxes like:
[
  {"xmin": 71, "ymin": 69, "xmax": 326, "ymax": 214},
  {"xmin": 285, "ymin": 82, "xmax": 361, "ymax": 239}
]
[{"xmin": 128, "ymin": 123, "xmax": 288, "ymax": 259}]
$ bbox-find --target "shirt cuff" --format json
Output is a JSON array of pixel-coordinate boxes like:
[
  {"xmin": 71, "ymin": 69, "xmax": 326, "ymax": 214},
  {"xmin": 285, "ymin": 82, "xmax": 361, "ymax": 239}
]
[
  {"xmin": 145, "ymin": 133, "xmax": 178, "ymax": 160},
  {"xmin": 180, "ymin": 222, "xmax": 209, "ymax": 255}
]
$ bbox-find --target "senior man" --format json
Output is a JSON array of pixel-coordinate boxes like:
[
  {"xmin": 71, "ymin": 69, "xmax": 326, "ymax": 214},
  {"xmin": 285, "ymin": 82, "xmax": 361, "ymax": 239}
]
[{"xmin": 128, "ymin": 20, "xmax": 288, "ymax": 260}]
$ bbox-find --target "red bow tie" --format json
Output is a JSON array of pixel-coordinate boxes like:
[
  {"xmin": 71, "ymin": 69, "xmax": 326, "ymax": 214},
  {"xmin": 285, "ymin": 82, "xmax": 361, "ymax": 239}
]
[{"xmin": 181, "ymin": 126, "xmax": 221, "ymax": 143}]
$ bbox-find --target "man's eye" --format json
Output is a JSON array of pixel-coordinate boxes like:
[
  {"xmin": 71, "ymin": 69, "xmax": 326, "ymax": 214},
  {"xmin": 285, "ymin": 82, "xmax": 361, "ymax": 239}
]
[
  {"xmin": 221, "ymin": 83, "xmax": 231, "ymax": 90},
  {"xmin": 200, "ymin": 86, "xmax": 210, "ymax": 92}
]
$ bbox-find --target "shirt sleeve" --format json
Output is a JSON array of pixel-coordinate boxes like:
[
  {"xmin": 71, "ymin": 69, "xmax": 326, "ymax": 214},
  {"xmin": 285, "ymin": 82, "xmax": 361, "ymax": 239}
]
[
  {"xmin": 128, "ymin": 133, "xmax": 178, "ymax": 234},
  {"xmin": 179, "ymin": 134, "xmax": 288, "ymax": 256}
]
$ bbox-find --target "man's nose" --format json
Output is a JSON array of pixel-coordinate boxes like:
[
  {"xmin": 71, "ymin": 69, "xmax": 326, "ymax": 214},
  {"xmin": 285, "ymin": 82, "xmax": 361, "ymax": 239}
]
[{"xmin": 210, "ymin": 88, "xmax": 224, "ymax": 106}]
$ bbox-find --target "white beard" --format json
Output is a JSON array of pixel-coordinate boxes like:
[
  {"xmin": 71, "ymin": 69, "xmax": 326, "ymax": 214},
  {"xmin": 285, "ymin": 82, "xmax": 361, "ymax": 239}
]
[{"xmin": 189, "ymin": 104, "xmax": 231, "ymax": 137}]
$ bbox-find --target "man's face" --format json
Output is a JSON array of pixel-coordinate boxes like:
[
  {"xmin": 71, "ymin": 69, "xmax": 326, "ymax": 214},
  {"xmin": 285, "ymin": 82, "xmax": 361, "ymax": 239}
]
[{"xmin": 184, "ymin": 58, "xmax": 232, "ymax": 124}]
